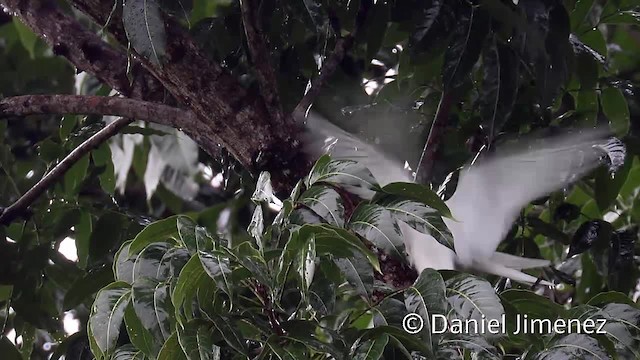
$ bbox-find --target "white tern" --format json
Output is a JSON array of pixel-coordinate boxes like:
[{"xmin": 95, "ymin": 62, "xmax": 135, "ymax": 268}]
[{"xmin": 303, "ymin": 112, "xmax": 626, "ymax": 287}]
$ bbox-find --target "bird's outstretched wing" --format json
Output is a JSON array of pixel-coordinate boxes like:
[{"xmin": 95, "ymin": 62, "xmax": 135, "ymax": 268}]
[
  {"xmin": 302, "ymin": 112, "xmax": 624, "ymax": 286},
  {"xmin": 447, "ymin": 130, "xmax": 625, "ymax": 268}
]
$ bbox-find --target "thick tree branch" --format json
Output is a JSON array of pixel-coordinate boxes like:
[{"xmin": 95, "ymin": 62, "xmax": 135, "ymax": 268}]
[
  {"xmin": 69, "ymin": 0, "xmax": 304, "ymax": 183},
  {"xmin": 0, "ymin": 117, "xmax": 133, "ymax": 225},
  {"xmin": 0, "ymin": 0, "xmax": 228, "ymax": 160},
  {"xmin": 240, "ymin": 0, "xmax": 284, "ymax": 124},
  {"xmin": 0, "ymin": 95, "xmax": 196, "ymax": 126},
  {"xmin": 0, "ymin": 0, "xmax": 164, "ymax": 101}
]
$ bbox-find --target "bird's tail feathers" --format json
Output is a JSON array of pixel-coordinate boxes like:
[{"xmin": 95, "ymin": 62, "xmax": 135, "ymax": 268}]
[
  {"xmin": 473, "ymin": 259, "xmax": 553, "ymax": 287},
  {"xmin": 490, "ymin": 252, "xmax": 551, "ymax": 270}
]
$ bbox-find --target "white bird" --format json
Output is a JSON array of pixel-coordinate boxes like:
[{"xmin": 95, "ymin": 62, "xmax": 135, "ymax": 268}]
[{"xmin": 303, "ymin": 112, "xmax": 626, "ymax": 286}]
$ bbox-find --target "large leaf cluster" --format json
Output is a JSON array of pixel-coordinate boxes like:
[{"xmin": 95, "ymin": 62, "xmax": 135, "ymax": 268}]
[
  {"xmin": 87, "ymin": 157, "xmax": 452, "ymax": 359},
  {"xmin": 88, "ymin": 156, "xmax": 640, "ymax": 359}
]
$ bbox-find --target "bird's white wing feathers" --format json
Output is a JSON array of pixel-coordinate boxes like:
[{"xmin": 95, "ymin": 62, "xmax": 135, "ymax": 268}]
[
  {"xmin": 303, "ymin": 112, "xmax": 623, "ymax": 286},
  {"xmin": 447, "ymin": 129, "xmax": 618, "ymax": 267},
  {"xmin": 303, "ymin": 112, "xmax": 413, "ymax": 185}
]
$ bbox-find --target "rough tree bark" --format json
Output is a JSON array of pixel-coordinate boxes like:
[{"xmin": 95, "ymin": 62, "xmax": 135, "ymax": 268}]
[{"xmin": 2, "ymin": 0, "xmax": 309, "ymax": 192}]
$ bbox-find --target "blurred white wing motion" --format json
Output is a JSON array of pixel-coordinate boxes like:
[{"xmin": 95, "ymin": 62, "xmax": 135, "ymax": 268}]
[{"xmin": 304, "ymin": 113, "xmax": 626, "ymax": 287}]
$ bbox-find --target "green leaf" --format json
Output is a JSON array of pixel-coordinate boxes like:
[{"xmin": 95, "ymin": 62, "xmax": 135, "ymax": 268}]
[
  {"xmin": 123, "ymin": 0, "xmax": 167, "ymax": 65},
  {"xmin": 298, "ymin": 224, "xmax": 381, "ymax": 272},
  {"xmin": 480, "ymin": 38, "xmax": 519, "ymax": 141},
  {"xmin": 0, "ymin": 285, "xmax": 12, "ymax": 302},
  {"xmin": 18, "ymin": 323, "xmax": 35, "ymax": 359},
  {"xmin": 111, "ymin": 344, "xmax": 148, "ymax": 360},
  {"xmin": 307, "ymin": 155, "xmax": 379, "ymax": 199},
  {"xmin": 359, "ymin": 326, "xmax": 433, "ymax": 358},
  {"xmin": 348, "ymin": 203, "xmax": 404, "ymax": 259},
  {"xmin": 575, "ymin": 88, "xmax": 599, "ymax": 126},
  {"xmin": 353, "ymin": 333, "xmax": 389, "ymax": 360},
  {"xmin": 501, "ymin": 289, "xmax": 565, "ymax": 321},
  {"xmin": 171, "ymin": 255, "xmax": 216, "ymax": 323},
  {"xmin": 596, "ymin": 303, "xmax": 640, "ymax": 358},
  {"xmin": 262, "ymin": 334, "xmax": 299, "ymax": 359},
  {"xmin": 378, "ymin": 182, "xmax": 451, "ymax": 218},
  {"xmin": 298, "ymin": 185, "xmax": 346, "ymax": 227},
  {"xmin": 587, "ymin": 291, "xmax": 638, "ymax": 307},
  {"xmin": 177, "ymin": 320, "xmax": 221, "ymax": 360},
  {"xmin": 124, "ymin": 302, "xmax": 160, "ymax": 357},
  {"xmin": 89, "ymin": 212, "xmax": 126, "ymax": 265},
  {"xmin": 335, "ymin": 250, "xmax": 374, "ymax": 301},
  {"xmin": 12, "ymin": 18, "xmax": 37, "ymax": 59},
  {"xmin": 64, "ymin": 265, "xmax": 114, "ymax": 310},
  {"xmin": 132, "ymin": 277, "xmax": 175, "ymax": 344},
  {"xmin": 532, "ymin": 2, "xmax": 574, "ymax": 108},
  {"xmin": 157, "ymin": 332, "xmax": 187, "ymax": 360},
  {"xmin": 129, "ymin": 215, "xmax": 181, "ymax": 256},
  {"xmin": 197, "ymin": 248, "xmax": 233, "ymax": 300},
  {"xmin": 60, "ymin": 115, "xmax": 78, "ymax": 141},
  {"xmin": 404, "ymin": 269, "xmax": 447, "ymax": 349},
  {"xmin": 445, "ymin": 274, "xmax": 504, "ymax": 335},
  {"xmin": 534, "ymin": 334, "xmax": 609, "ymax": 359},
  {"xmin": 570, "ymin": 0, "xmax": 595, "ymax": 32},
  {"xmin": 601, "ymin": 10, "xmax": 640, "ymax": 25},
  {"xmin": 364, "ymin": 0, "xmax": 389, "ymax": 61},
  {"xmin": 209, "ymin": 315, "xmax": 249, "ymax": 356},
  {"xmin": 380, "ymin": 198, "xmax": 453, "ymax": 250},
  {"xmin": 76, "ymin": 210, "xmax": 92, "ymax": 269},
  {"xmin": 594, "ymin": 157, "xmax": 632, "ymax": 212},
  {"xmin": 0, "ymin": 336, "xmax": 21, "ymax": 360},
  {"xmin": 601, "ymin": 86, "xmax": 630, "ymax": 137},
  {"xmin": 38, "ymin": 139, "xmax": 62, "ymax": 163},
  {"xmin": 92, "ymin": 143, "xmax": 116, "ymax": 195},
  {"xmin": 435, "ymin": 333, "xmax": 500, "ymax": 359},
  {"xmin": 177, "ymin": 215, "xmax": 198, "ymax": 254},
  {"xmin": 133, "ymin": 242, "xmax": 171, "ymax": 283},
  {"xmin": 89, "ymin": 281, "xmax": 132, "ymax": 357},
  {"xmin": 115, "ymin": 241, "xmax": 136, "ymax": 284},
  {"xmin": 64, "ymin": 154, "xmax": 90, "ymax": 194},
  {"xmin": 442, "ymin": 4, "xmax": 490, "ymax": 91}
]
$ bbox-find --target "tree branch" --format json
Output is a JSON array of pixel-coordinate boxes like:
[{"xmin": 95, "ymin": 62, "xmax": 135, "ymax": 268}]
[
  {"xmin": 0, "ymin": 95, "xmax": 196, "ymax": 126},
  {"xmin": 240, "ymin": 0, "xmax": 284, "ymax": 124},
  {"xmin": 0, "ymin": 0, "xmax": 164, "ymax": 101},
  {"xmin": 69, "ymin": 0, "xmax": 303, "ymax": 179},
  {"xmin": 0, "ymin": 117, "xmax": 133, "ymax": 225}
]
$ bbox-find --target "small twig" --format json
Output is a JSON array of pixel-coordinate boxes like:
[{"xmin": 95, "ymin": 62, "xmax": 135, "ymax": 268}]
[
  {"xmin": 414, "ymin": 90, "xmax": 455, "ymax": 183},
  {"xmin": 253, "ymin": 280, "xmax": 285, "ymax": 336},
  {"xmin": 0, "ymin": 117, "xmax": 133, "ymax": 225},
  {"xmin": 240, "ymin": 0, "xmax": 284, "ymax": 124},
  {"xmin": 292, "ymin": 0, "xmax": 373, "ymax": 119},
  {"xmin": 0, "ymin": 95, "xmax": 196, "ymax": 127}
]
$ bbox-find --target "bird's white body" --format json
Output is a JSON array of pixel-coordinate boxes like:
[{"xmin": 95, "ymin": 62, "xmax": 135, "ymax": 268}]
[{"xmin": 303, "ymin": 113, "xmax": 625, "ymax": 286}]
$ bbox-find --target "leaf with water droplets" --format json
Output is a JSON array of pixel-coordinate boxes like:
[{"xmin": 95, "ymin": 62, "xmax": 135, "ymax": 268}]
[{"xmin": 123, "ymin": 0, "xmax": 167, "ymax": 66}]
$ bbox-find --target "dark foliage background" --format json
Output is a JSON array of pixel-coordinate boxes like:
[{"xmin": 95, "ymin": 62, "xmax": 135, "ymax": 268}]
[{"xmin": 0, "ymin": 0, "xmax": 640, "ymax": 359}]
